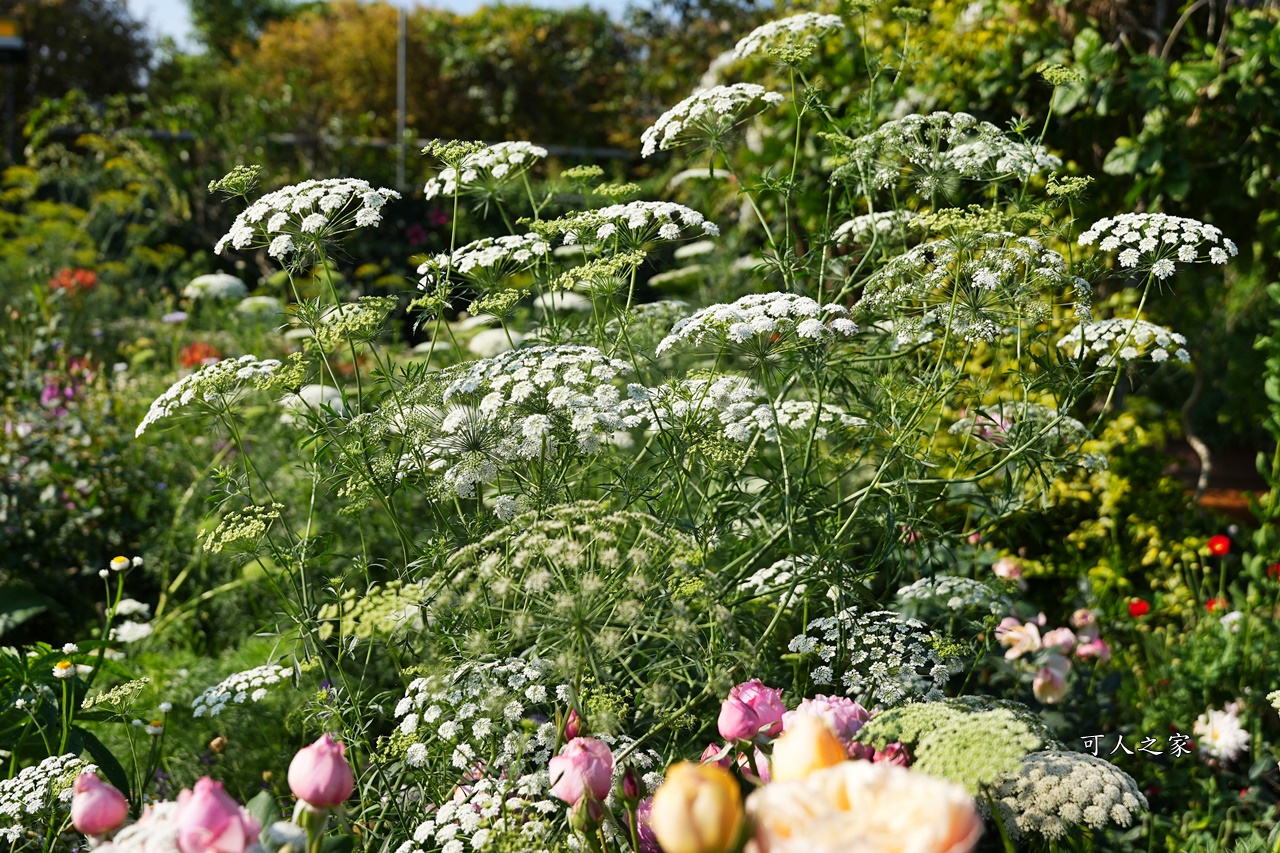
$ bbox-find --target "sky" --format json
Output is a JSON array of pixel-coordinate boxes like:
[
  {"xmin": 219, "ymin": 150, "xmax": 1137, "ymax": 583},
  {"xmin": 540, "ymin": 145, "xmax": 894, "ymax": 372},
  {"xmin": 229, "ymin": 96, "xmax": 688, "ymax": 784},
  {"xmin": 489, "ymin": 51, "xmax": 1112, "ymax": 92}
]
[{"xmin": 125, "ymin": 0, "xmax": 631, "ymax": 50}]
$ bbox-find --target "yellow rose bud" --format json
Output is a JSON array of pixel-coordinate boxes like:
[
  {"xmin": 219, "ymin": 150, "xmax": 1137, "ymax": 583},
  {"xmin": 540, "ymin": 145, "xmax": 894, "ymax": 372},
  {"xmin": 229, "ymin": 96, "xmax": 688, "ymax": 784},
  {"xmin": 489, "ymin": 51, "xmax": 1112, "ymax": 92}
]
[
  {"xmin": 650, "ymin": 761, "xmax": 744, "ymax": 853},
  {"xmin": 769, "ymin": 715, "xmax": 848, "ymax": 783}
]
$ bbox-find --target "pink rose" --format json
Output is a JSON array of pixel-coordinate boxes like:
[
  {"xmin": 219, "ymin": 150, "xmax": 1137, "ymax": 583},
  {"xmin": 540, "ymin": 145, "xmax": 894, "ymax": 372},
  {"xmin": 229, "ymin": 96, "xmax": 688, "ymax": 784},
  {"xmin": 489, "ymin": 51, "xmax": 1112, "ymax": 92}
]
[
  {"xmin": 71, "ymin": 772, "xmax": 129, "ymax": 836},
  {"xmin": 737, "ymin": 746, "xmax": 772, "ymax": 784},
  {"xmin": 718, "ymin": 679, "xmax": 786, "ymax": 741},
  {"xmin": 636, "ymin": 797, "xmax": 662, "ymax": 853},
  {"xmin": 996, "ymin": 617, "xmax": 1041, "ymax": 660},
  {"xmin": 1069, "ymin": 608, "xmax": 1097, "ymax": 629},
  {"xmin": 549, "ymin": 737, "xmax": 614, "ymax": 805},
  {"xmin": 991, "ymin": 558, "xmax": 1021, "ymax": 580},
  {"xmin": 700, "ymin": 742, "xmax": 733, "ymax": 768},
  {"xmin": 783, "ymin": 695, "xmax": 873, "ymax": 759},
  {"xmin": 288, "ymin": 733, "xmax": 355, "ymax": 809},
  {"xmin": 872, "ymin": 742, "xmax": 910, "ymax": 767},
  {"xmin": 1075, "ymin": 637, "xmax": 1111, "ymax": 662},
  {"xmin": 1032, "ymin": 655, "xmax": 1071, "ymax": 704},
  {"xmin": 1041, "ymin": 627, "xmax": 1076, "ymax": 655},
  {"xmin": 565, "ymin": 708, "xmax": 582, "ymax": 741},
  {"xmin": 173, "ymin": 778, "xmax": 261, "ymax": 853}
]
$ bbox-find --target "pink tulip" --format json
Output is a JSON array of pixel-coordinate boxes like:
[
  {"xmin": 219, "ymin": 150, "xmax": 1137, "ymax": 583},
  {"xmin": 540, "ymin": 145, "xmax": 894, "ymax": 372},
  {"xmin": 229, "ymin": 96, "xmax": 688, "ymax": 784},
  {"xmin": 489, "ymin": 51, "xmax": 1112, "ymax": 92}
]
[
  {"xmin": 1033, "ymin": 655, "xmax": 1071, "ymax": 705},
  {"xmin": 288, "ymin": 734, "xmax": 355, "ymax": 809},
  {"xmin": 1076, "ymin": 637, "xmax": 1112, "ymax": 662},
  {"xmin": 71, "ymin": 772, "xmax": 129, "ymax": 836},
  {"xmin": 783, "ymin": 695, "xmax": 873, "ymax": 759},
  {"xmin": 718, "ymin": 679, "xmax": 786, "ymax": 741},
  {"xmin": 873, "ymin": 742, "xmax": 911, "ymax": 767},
  {"xmin": 549, "ymin": 737, "xmax": 614, "ymax": 805},
  {"xmin": 173, "ymin": 778, "xmax": 260, "ymax": 853}
]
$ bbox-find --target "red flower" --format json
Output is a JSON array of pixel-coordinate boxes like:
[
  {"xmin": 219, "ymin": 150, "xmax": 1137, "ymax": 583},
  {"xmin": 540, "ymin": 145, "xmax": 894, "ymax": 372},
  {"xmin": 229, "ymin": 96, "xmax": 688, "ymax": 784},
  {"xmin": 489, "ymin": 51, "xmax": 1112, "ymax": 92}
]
[
  {"xmin": 179, "ymin": 341, "xmax": 222, "ymax": 368},
  {"xmin": 1205, "ymin": 598, "xmax": 1227, "ymax": 612},
  {"xmin": 1267, "ymin": 563, "xmax": 1280, "ymax": 579},
  {"xmin": 48, "ymin": 267, "xmax": 98, "ymax": 294},
  {"xmin": 1207, "ymin": 535, "xmax": 1231, "ymax": 556},
  {"xmin": 1128, "ymin": 599, "xmax": 1150, "ymax": 618}
]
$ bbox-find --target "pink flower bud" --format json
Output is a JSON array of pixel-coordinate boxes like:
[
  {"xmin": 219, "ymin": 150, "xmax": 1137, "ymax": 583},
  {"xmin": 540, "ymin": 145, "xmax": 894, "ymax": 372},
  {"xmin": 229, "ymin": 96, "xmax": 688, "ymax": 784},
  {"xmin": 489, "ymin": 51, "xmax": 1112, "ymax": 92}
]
[
  {"xmin": 717, "ymin": 679, "xmax": 786, "ymax": 741},
  {"xmin": 1033, "ymin": 655, "xmax": 1071, "ymax": 704},
  {"xmin": 736, "ymin": 746, "xmax": 771, "ymax": 784},
  {"xmin": 622, "ymin": 766, "xmax": 641, "ymax": 802},
  {"xmin": 174, "ymin": 777, "xmax": 260, "ymax": 853},
  {"xmin": 71, "ymin": 773, "xmax": 129, "ymax": 836},
  {"xmin": 991, "ymin": 557, "xmax": 1021, "ymax": 580},
  {"xmin": 549, "ymin": 737, "xmax": 614, "ymax": 805},
  {"xmin": 1041, "ymin": 627, "xmax": 1076, "ymax": 655},
  {"xmin": 565, "ymin": 709, "xmax": 582, "ymax": 741},
  {"xmin": 1076, "ymin": 637, "xmax": 1112, "ymax": 662},
  {"xmin": 1069, "ymin": 608, "xmax": 1097, "ymax": 629},
  {"xmin": 287, "ymin": 734, "xmax": 355, "ymax": 809},
  {"xmin": 872, "ymin": 742, "xmax": 911, "ymax": 767},
  {"xmin": 700, "ymin": 742, "xmax": 733, "ymax": 768}
]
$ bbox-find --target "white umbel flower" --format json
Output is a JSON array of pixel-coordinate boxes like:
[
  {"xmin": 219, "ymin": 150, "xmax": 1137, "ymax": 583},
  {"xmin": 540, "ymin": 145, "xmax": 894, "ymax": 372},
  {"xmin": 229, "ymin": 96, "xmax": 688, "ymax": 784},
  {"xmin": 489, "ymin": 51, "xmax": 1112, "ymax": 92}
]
[
  {"xmin": 656, "ymin": 292, "xmax": 856, "ymax": 355},
  {"xmin": 1058, "ymin": 318, "xmax": 1189, "ymax": 367},
  {"xmin": 992, "ymin": 750, "xmax": 1147, "ymax": 840},
  {"xmin": 424, "ymin": 141, "xmax": 548, "ymax": 200},
  {"xmin": 641, "ymin": 83, "xmax": 785, "ymax": 157},
  {"xmin": 730, "ymin": 13, "xmax": 845, "ymax": 60}
]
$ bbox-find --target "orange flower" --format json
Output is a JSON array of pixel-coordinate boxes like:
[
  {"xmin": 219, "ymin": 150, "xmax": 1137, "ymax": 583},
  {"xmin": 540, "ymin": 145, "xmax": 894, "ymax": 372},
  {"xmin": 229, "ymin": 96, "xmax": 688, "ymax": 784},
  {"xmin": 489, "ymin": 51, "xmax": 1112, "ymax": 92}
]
[
  {"xmin": 179, "ymin": 342, "xmax": 223, "ymax": 368},
  {"xmin": 48, "ymin": 268, "xmax": 98, "ymax": 294}
]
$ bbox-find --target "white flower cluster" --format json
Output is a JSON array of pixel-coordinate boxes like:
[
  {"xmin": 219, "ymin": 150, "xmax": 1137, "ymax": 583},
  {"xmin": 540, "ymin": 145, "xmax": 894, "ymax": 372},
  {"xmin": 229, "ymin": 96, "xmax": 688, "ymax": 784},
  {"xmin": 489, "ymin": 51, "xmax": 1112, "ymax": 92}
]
[
  {"xmin": 603, "ymin": 300, "xmax": 691, "ymax": 344},
  {"xmin": 394, "ymin": 658, "xmax": 567, "ymax": 777},
  {"xmin": 730, "ymin": 13, "xmax": 845, "ymax": 60},
  {"xmin": 397, "ymin": 774, "xmax": 559, "ymax": 853},
  {"xmin": 723, "ymin": 400, "xmax": 866, "ymax": 443},
  {"xmin": 831, "ymin": 211, "xmax": 917, "ymax": 244},
  {"xmin": 859, "ymin": 233, "xmax": 1083, "ymax": 342},
  {"xmin": 1058, "ymin": 318, "xmax": 1190, "ymax": 366},
  {"xmin": 214, "ymin": 178, "xmax": 399, "ymax": 260},
  {"xmin": 657, "ymin": 292, "xmax": 857, "ymax": 355},
  {"xmin": 423, "ymin": 141, "xmax": 549, "ymax": 200},
  {"xmin": 1193, "ymin": 701, "xmax": 1250, "ymax": 762},
  {"xmin": 191, "ymin": 663, "xmax": 291, "ymax": 717},
  {"xmin": 740, "ymin": 555, "xmax": 839, "ymax": 604},
  {"xmin": 992, "ymin": 750, "xmax": 1147, "ymax": 840},
  {"xmin": 0, "ymin": 753, "xmax": 94, "ymax": 840},
  {"xmin": 623, "ymin": 376, "xmax": 760, "ymax": 442},
  {"xmin": 183, "ymin": 273, "xmax": 248, "ymax": 301},
  {"xmin": 831, "ymin": 111, "xmax": 1060, "ymax": 191},
  {"xmin": 789, "ymin": 608, "xmax": 956, "ymax": 706},
  {"xmin": 555, "ymin": 201, "xmax": 719, "ymax": 246},
  {"xmin": 418, "ymin": 233, "xmax": 551, "ymax": 288},
  {"xmin": 1077, "ymin": 213, "xmax": 1236, "ymax": 277},
  {"xmin": 641, "ymin": 83, "xmax": 786, "ymax": 157},
  {"xmin": 399, "ymin": 346, "xmax": 634, "ymax": 496},
  {"xmin": 136, "ymin": 355, "xmax": 286, "ymax": 437},
  {"xmin": 896, "ymin": 576, "xmax": 1012, "ymax": 615}
]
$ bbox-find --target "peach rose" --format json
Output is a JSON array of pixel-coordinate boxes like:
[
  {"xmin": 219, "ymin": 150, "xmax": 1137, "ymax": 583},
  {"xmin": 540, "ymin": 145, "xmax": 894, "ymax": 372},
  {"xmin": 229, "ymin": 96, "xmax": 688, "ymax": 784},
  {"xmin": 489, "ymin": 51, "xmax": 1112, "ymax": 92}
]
[{"xmin": 745, "ymin": 761, "xmax": 981, "ymax": 853}]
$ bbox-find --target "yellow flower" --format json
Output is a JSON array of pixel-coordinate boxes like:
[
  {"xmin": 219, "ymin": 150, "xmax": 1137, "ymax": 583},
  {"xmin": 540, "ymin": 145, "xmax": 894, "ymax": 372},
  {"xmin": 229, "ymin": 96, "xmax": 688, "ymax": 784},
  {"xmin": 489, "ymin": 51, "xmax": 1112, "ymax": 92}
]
[
  {"xmin": 770, "ymin": 715, "xmax": 849, "ymax": 782},
  {"xmin": 651, "ymin": 761, "xmax": 744, "ymax": 853},
  {"xmin": 745, "ymin": 761, "xmax": 982, "ymax": 853}
]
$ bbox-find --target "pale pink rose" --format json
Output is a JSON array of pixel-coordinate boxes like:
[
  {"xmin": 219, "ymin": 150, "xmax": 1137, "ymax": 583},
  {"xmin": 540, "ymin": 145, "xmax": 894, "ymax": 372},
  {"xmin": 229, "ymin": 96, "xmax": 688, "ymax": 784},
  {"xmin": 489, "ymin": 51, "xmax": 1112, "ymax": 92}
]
[
  {"xmin": 991, "ymin": 558, "xmax": 1021, "ymax": 580},
  {"xmin": 783, "ymin": 695, "xmax": 873, "ymax": 759},
  {"xmin": 1032, "ymin": 655, "xmax": 1071, "ymax": 704},
  {"xmin": 173, "ymin": 777, "xmax": 261, "ymax": 853},
  {"xmin": 549, "ymin": 737, "xmax": 614, "ymax": 805},
  {"xmin": 1075, "ymin": 637, "xmax": 1111, "ymax": 661},
  {"xmin": 718, "ymin": 679, "xmax": 786, "ymax": 741},
  {"xmin": 288, "ymin": 733, "xmax": 354, "ymax": 809},
  {"xmin": 744, "ymin": 761, "xmax": 982, "ymax": 853},
  {"xmin": 1069, "ymin": 608, "xmax": 1097, "ymax": 629},
  {"xmin": 872, "ymin": 742, "xmax": 910, "ymax": 767},
  {"xmin": 71, "ymin": 772, "xmax": 129, "ymax": 836},
  {"xmin": 1041, "ymin": 627, "xmax": 1076, "ymax": 654},
  {"xmin": 995, "ymin": 617, "xmax": 1041, "ymax": 660},
  {"xmin": 737, "ymin": 746, "xmax": 772, "ymax": 784}
]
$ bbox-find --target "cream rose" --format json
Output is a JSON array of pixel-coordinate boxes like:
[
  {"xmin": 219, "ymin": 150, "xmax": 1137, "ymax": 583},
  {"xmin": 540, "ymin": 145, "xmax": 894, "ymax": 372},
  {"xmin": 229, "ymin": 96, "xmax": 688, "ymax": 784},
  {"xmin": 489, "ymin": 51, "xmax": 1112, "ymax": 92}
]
[{"xmin": 745, "ymin": 761, "xmax": 982, "ymax": 853}]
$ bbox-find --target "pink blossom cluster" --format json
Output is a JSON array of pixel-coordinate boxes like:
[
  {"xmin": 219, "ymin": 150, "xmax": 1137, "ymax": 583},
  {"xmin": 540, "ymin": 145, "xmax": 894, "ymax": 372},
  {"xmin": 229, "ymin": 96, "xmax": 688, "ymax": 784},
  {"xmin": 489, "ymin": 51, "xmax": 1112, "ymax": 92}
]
[{"xmin": 995, "ymin": 605, "xmax": 1110, "ymax": 704}]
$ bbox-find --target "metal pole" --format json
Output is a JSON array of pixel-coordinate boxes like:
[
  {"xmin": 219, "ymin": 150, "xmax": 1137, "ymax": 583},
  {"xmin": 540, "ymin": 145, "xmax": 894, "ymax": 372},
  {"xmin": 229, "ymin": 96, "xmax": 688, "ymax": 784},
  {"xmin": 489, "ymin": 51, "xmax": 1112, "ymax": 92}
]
[{"xmin": 396, "ymin": 5, "xmax": 406, "ymax": 190}]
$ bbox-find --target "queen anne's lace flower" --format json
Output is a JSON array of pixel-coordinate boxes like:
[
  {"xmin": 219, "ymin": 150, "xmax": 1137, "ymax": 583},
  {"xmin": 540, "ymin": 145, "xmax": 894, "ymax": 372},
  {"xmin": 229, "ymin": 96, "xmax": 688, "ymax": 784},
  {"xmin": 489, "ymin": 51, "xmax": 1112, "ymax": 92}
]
[
  {"xmin": 1058, "ymin": 318, "xmax": 1190, "ymax": 366},
  {"xmin": 423, "ymin": 141, "xmax": 549, "ymax": 200},
  {"xmin": 722, "ymin": 400, "xmax": 866, "ymax": 443},
  {"xmin": 832, "ymin": 211, "xmax": 917, "ymax": 245},
  {"xmin": 790, "ymin": 608, "xmax": 958, "ymax": 706},
  {"xmin": 859, "ymin": 232, "xmax": 1085, "ymax": 343},
  {"xmin": 830, "ymin": 111, "xmax": 1060, "ymax": 192},
  {"xmin": 0, "ymin": 753, "xmax": 94, "ymax": 841},
  {"xmin": 992, "ymin": 750, "xmax": 1147, "ymax": 840},
  {"xmin": 730, "ymin": 12, "xmax": 845, "ymax": 60},
  {"xmin": 191, "ymin": 664, "xmax": 291, "ymax": 717},
  {"xmin": 896, "ymin": 576, "xmax": 1012, "ymax": 615},
  {"xmin": 540, "ymin": 201, "xmax": 719, "ymax": 247},
  {"xmin": 214, "ymin": 178, "xmax": 399, "ymax": 259},
  {"xmin": 656, "ymin": 292, "xmax": 857, "ymax": 355},
  {"xmin": 417, "ymin": 233, "xmax": 550, "ymax": 288},
  {"xmin": 136, "ymin": 355, "xmax": 287, "ymax": 437},
  {"xmin": 1077, "ymin": 213, "xmax": 1236, "ymax": 276},
  {"xmin": 641, "ymin": 84, "xmax": 786, "ymax": 157}
]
